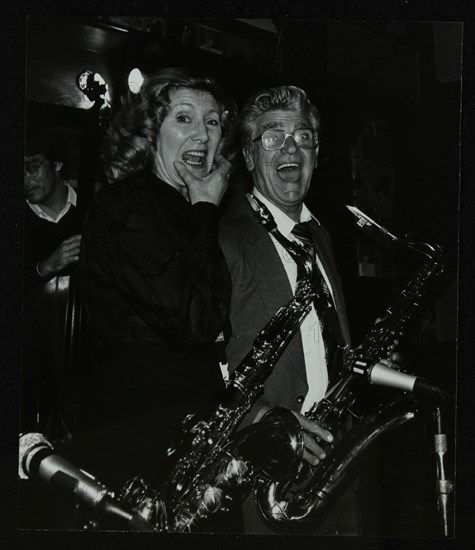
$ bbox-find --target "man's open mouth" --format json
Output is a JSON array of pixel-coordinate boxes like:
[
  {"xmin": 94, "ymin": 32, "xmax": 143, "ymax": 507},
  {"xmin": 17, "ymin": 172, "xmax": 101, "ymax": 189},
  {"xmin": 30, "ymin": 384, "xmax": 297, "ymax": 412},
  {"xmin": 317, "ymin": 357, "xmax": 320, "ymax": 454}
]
[{"xmin": 276, "ymin": 162, "xmax": 301, "ymax": 182}]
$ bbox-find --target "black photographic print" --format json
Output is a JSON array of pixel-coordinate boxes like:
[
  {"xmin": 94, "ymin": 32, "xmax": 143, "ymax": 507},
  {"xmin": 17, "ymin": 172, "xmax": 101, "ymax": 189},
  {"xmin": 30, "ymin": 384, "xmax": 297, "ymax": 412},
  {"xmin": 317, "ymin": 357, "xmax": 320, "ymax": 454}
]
[{"xmin": 1, "ymin": 3, "xmax": 472, "ymax": 550}]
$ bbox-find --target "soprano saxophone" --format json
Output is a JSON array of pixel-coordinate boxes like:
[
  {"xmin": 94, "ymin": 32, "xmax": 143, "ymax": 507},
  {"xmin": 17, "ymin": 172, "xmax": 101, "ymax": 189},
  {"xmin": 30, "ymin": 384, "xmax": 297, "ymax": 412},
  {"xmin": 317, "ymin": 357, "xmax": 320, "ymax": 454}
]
[
  {"xmin": 118, "ymin": 193, "xmax": 322, "ymax": 532},
  {"xmin": 255, "ymin": 208, "xmax": 444, "ymax": 534}
]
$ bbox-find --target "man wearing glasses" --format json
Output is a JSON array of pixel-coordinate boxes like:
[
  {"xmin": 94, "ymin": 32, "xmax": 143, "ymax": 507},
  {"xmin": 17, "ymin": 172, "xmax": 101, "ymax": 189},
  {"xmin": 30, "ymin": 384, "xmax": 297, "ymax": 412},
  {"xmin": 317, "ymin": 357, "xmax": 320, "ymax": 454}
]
[
  {"xmin": 24, "ymin": 131, "xmax": 82, "ymax": 291},
  {"xmin": 219, "ymin": 86, "xmax": 357, "ymax": 534},
  {"xmin": 22, "ymin": 128, "xmax": 86, "ymax": 437},
  {"xmin": 20, "ymin": 127, "xmax": 88, "ymax": 527}
]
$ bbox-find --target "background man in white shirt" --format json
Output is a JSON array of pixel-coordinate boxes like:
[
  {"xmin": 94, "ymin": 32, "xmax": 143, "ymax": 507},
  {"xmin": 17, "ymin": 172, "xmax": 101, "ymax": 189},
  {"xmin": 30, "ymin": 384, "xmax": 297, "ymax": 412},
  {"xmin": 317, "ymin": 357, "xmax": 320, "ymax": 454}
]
[
  {"xmin": 20, "ymin": 126, "xmax": 89, "ymax": 528},
  {"xmin": 24, "ymin": 131, "xmax": 82, "ymax": 286},
  {"xmin": 22, "ymin": 128, "xmax": 86, "ymax": 437}
]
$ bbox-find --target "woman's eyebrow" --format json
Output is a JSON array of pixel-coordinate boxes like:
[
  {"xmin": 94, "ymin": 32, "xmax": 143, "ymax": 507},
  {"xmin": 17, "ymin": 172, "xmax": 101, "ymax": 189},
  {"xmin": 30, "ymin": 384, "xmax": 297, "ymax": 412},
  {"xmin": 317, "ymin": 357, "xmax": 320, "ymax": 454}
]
[
  {"xmin": 170, "ymin": 103, "xmax": 220, "ymax": 119},
  {"xmin": 170, "ymin": 101, "xmax": 194, "ymax": 110}
]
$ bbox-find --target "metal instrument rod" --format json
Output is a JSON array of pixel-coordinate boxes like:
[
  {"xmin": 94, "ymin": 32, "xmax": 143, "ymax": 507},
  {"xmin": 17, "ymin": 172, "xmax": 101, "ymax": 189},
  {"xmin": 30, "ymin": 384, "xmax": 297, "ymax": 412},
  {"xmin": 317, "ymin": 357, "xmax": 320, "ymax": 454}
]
[{"xmin": 433, "ymin": 405, "xmax": 454, "ymax": 537}]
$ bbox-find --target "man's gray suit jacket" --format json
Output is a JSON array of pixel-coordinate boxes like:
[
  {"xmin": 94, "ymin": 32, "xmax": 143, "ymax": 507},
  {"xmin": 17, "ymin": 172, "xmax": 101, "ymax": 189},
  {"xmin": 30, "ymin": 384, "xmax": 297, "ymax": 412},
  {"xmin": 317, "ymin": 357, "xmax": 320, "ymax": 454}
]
[{"xmin": 219, "ymin": 195, "xmax": 351, "ymax": 423}]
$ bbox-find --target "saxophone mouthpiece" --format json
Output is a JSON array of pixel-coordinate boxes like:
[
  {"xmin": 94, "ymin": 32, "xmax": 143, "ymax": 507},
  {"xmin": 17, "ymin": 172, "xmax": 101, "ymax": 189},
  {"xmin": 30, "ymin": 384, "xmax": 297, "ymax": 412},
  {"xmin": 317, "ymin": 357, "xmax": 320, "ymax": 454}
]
[
  {"xmin": 345, "ymin": 205, "xmax": 398, "ymax": 242},
  {"xmin": 345, "ymin": 205, "xmax": 443, "ymax": 260}
]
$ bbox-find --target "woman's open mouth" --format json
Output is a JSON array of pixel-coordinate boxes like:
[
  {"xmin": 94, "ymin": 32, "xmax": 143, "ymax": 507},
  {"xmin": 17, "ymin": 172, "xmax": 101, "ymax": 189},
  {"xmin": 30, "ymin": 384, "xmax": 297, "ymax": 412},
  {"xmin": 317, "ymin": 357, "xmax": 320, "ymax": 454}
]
[{"xmin": 182, "ymin": 151, "xmax": 207, "ymax": 167}]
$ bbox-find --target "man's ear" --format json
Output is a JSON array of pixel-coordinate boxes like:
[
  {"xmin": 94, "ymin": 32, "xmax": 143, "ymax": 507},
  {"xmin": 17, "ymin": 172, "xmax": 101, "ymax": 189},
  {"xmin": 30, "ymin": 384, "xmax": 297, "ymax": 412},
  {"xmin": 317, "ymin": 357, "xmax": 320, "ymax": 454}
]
[
  {"xmin": 313, "ymin": 144, "xmax": 319, "ymax": 169},
  {"xmin": 242, "ymin": 147, "xmax": 255, "ymax": 172},
  {"xmin": 54, "ymin": 161, "xmax": 63, "ymax": 173}
]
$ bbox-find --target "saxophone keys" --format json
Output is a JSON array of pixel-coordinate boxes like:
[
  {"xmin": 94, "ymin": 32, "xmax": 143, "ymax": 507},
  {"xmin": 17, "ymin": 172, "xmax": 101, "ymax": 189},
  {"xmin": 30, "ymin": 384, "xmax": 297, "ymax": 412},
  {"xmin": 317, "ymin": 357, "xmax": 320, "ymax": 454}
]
[
  {"xmin": 225, "ymin": 458, "xmax": 249, "ymax": 484},
  {"xmin": 201, "ymin": 485, "xmax": 224, "ymax": 513}
]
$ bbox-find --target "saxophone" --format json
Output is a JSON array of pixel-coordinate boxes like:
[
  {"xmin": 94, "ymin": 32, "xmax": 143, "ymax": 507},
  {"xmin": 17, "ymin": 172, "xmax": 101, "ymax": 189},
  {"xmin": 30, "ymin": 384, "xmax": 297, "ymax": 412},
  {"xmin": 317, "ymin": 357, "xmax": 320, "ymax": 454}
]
[
  {"xmin": 118, "ymin": 193, "xmax": 322, "ymax": 532},
  {"xmin": 255, "ymin": 209, "xmax": 444, "ymax": 534}
]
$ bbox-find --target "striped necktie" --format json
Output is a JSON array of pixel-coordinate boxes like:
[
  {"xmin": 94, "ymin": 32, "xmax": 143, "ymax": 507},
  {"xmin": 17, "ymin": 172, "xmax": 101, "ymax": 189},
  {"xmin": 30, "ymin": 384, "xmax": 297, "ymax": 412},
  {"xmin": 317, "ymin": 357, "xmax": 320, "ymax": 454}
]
[
  {"xmin": 291, "ymin": 221, "xmax": 334, "ymax": 310},
  {"xmin": 291, "ymin": 220, "xmax": 338, "ymax": 363}
]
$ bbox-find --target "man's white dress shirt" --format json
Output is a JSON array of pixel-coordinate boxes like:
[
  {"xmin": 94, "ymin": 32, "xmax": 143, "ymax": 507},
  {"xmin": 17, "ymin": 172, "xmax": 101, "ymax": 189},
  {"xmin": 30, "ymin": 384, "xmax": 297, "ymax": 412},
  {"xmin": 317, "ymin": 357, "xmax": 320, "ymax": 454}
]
[
  {"xmin": 253, "ymin": 188, "xmax": 336, "ymax": 413},
  {"xmin": 27, "ymin": 182, "xmax": 77, "ymax": 223}
]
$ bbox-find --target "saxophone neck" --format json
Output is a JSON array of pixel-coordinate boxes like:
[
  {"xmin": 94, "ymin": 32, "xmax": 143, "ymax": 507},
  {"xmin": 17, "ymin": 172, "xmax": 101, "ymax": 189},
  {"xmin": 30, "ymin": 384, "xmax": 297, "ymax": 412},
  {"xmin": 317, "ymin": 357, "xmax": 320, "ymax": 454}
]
[
  {"xmin": 398, "ymin": 240, "xmax": 443, "ymax": 264},
  {"xmin": 345, "ymin": 204, "xmax": 443, "ymax": 261}
]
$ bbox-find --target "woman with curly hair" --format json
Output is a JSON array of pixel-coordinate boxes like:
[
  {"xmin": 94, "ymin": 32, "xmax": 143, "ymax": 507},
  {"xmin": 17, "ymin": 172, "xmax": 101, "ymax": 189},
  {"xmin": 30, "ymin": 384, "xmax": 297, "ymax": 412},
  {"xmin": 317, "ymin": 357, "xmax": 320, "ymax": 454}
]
[{"xmin": 69, "ymin": 68, "xmax": 238, "ymax": 502}]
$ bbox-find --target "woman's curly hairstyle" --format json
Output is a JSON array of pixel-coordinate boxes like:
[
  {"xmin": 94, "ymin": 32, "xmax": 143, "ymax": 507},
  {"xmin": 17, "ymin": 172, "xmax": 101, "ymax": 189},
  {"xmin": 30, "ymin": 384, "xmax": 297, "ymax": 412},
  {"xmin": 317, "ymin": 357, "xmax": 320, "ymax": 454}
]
[{"xmin": 102, "ymin": 67, "xmax": 238, "ymax": 183}]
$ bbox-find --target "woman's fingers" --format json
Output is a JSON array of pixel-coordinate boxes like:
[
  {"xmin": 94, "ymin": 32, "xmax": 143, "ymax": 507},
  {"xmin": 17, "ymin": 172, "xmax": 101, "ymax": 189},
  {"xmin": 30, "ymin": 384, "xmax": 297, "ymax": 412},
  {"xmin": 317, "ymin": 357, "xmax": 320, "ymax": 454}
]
[
  {"xmin": 174, "ymin": 155, "xmax": 230, "ymax": 183},
  {"xmin": 213, "ymin": 152, "xmax": 229, "ymax": 173},
  {"xmin": 173, "ymin": 160, "xmax": 194, "ymax": 183},
  {"xmin": 174, "ymin": 156, "xmax": 230, "ymax": 206}
]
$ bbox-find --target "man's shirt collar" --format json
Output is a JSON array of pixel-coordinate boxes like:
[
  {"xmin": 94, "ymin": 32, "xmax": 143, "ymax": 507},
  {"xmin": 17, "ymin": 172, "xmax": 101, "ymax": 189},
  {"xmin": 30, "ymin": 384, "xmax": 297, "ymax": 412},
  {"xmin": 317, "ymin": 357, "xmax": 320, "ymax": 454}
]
[
  {"xmin": 252, "ymin": 187, "xmax": 318, "ymax": 238},
  {"xmin": 27, "ymin": 182, "xmax": 77, "ymax": 223}
]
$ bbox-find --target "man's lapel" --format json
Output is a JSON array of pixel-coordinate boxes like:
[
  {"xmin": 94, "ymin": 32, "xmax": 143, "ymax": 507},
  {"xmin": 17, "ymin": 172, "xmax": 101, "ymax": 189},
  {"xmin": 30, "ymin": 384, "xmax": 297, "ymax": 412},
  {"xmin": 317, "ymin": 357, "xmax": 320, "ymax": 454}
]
[
  {"xmin": 309, "ymin": 221, "xmax": 351, "ymax": 347},
  {"xmin": 240, "ymin": 213, "xmax": 308, "ymax": 385}
]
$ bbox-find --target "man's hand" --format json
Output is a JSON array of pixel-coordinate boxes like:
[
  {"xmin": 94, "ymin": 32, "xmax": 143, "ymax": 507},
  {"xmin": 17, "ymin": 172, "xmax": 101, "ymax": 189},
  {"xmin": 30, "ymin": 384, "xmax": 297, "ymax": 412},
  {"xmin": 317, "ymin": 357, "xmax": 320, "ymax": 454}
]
[
  {"xmin": 37, "ymin": 234, "xmax": 82, "ymax": 278},
  {"xmin": 254, "ymin": 405, "xmax": 334, "ymax": 467},
  {"xmin": 291, "ymin": 411, "xmax": 334, "ymax": 466},
  {"xmin": 173, "ymin": 153, "xmax": 231, "ymax": 206}
]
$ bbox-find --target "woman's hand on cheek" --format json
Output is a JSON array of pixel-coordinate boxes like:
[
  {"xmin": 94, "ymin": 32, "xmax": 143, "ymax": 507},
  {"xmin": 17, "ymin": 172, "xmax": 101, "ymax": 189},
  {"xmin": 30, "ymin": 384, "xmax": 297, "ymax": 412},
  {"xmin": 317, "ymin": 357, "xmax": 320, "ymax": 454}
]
[{"xmin": 173, "ymin": 153, "xmax": 231, "ymax": 206}]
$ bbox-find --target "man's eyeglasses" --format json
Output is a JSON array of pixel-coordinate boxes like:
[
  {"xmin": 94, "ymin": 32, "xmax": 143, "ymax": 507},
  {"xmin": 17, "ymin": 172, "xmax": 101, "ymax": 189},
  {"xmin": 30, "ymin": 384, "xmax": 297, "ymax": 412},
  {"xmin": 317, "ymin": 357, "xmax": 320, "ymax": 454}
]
[
  {"xmin": 24, "ymin": 157, "xmax": 47, "ymax": 176},
  {"xmin": 252, "ymin": 128, "xmax": 319, "ymax": 151}
]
